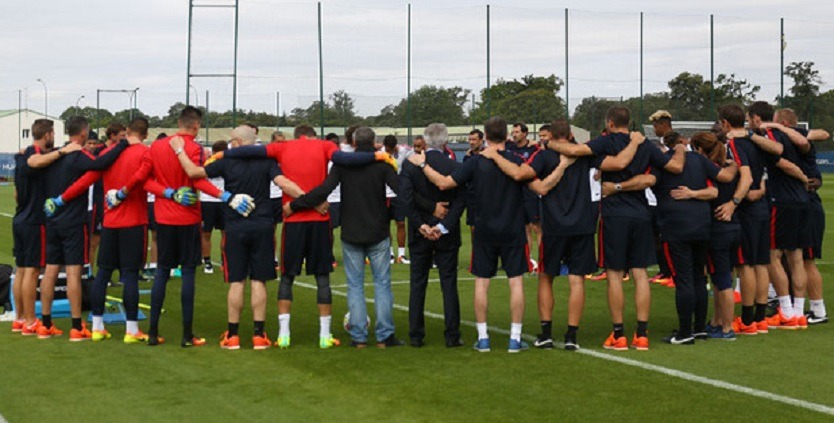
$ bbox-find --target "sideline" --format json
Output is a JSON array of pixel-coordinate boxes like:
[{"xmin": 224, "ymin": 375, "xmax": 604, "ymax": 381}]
[{"xmin": 295, "ymin": 279, "xmax": 834, "ymax": 417}]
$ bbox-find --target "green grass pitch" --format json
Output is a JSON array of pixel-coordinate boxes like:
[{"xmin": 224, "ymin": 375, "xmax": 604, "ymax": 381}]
[{"xmin": 0, "ymin": 182, "xmax": 832, "ymax": 422}]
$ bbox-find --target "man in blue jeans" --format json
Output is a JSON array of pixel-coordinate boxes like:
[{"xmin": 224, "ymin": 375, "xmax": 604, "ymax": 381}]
[{"xmin": 286, "ymin": 127, "xmax": 404, "ymax": 348}]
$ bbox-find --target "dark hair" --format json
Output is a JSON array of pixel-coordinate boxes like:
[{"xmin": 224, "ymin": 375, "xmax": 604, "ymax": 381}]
[
  {"xmin": 294, "ymin": 125, "xmax": 316, "ymax": 139},
  {"xmin": 606, "ymin": 106, "xmax": 630, "ymax": 128},
  {"xmin": 549, "ymin": 119, "xmax": 571, "ymax": 140},
  {"xmin": 383, "ymin": 134, "xmax": 398, "ymax": 149},
  {"xmin": 414, "ymin": 135, "xmax": 424, "ymax": 141},
  {"xmin": 156, "ymin": 132, "xmax": 168, "ymax": 140},
  {"xmin": 469, "ymin": 129, "xmax": 484, "ymax": 139},
  {"xmin": 211, "ymin": 140, "xmax": 228, "ymax": 153},
  {"xmin": 244, "ymin": 123, "xmax": 258, "ymax": 134},
  {"xmin": 663, "ymin": 131, "xmax": 684, "ymax": 149},
  {"xmin": 32, "ymin": 119, "xmax": 54, "ymax": 140},
  {"xmin": 66, "ymin": 116, "xmax": 89, "ymax": 137},
  {"xmin": 325, "ymin": 132, "xmax": 339, "ymax": 142},
  {"xmin": 654, "ymin": 116, "xmax": 672, "ymax": 125},
  {"xmin": 179, "ymin": 106, "xmax": 203, "ymax": 128},
  {"xmin": 344, "ymin": 125, "xmax": 359, "ymax": 146},
  {"xmin": 513, "ymin": 122, "xmax": 528, "ymax": 134},
  {"xmin": 128, "ymin": 118, "xmax": 149, "ymax": 138},
  {"xmin": 691, "ymin": 131, "xmax": 727, "ymax": 165},
  {"xmin": 539, "ymin": 124, "xmax": 551, "ymax": 132},
  {"xmin": 484, "ymin": 117, "xmax": 508, "ymax": 142},
  {"xmin": 747, "ymin": 101, "xmax": 774, "ymax": 122},
  {"xmin": 105, "ymin": 123, "xmax": 126, "ymax": 139},
  {"xmin": 718, "ymin": 104, "xmax": 745, "ymax": 128},
  {"xmin": 88, "ymin": 130, "xmax": 99, "ymax": 141}
]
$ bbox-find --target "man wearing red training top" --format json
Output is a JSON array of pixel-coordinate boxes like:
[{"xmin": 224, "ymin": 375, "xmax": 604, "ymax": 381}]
[
  {"xmin": 219, "ymin": 124, "xmax": 391, "ymax": 349},
  {"xmin": 111, "ymin": 106, "xmax": 254, "ymax": 347},
  {"xmin": 46, "ymin": 118, "xmax": 153, "ymax": 344}
]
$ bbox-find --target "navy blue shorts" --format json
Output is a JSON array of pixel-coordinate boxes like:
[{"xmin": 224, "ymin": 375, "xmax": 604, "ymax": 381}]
[
  {"xmin": 156, "ymin": 223, "xmax": 201, "ymax": 269},
  {"xmin": 387, "ymin": 197, "xmax": 406, "ymax": 222},
  {"xmin": 470, "ymin": 242, "xmax": 530, "ymax": 278},
  {"xmin": 771, "ymin": 203, "xmax": 810, "ymax": 251},
  {"xmin": 708, "ymin": 225, "xmax": 740, "ymax": 289},
  {"xmin": 46, "ymin": 224, "xmax": 89, "ymax": 266},
  {"xmin": 329, "ymin": 202, "xmax": 341, "ymax": 229},
  {"xmin": 804, "ymin": 198, "xmax": 824, "ymax": 260},
  {"xmin": 223, "ymin": 224, "xmax": 276, "ymax": 283},
  {"xmin": 280, "ymin": 221, "xmax": 334, "ymax": 276},
  {"xmin": 201, "ymin": 201, "xmax": 225, "ymax": 232},
  {"xmin": 540, "ymin": 233, "xmax": 596, "ymax": 276},
  {"xmin": 147, "ymin": 202, "xmax": 157, "ymax": 231},
  {"xmin": 13, "ymin": 223, "xmax": 46, "ymax": 268},
  {"xmin": 736, "ymin": 215, "xmax": 770, "ymax": 266},
  {"xmin": 270, "ymin": 198, "xmax": 284, "ymax": 225},
  {"xmin": 598, "ymin": 216, "xmax": 655, "ymax": 270},
  {"xmin": 523, "ymin": 197, "xmax": 541, "ymax": 225},
  {"xmin": 97, "ymin": 225, "xmax": 147, "ymax": 272}
]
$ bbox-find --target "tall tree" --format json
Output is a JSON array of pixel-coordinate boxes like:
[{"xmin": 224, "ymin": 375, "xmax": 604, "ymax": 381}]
[{"xmin": 471, "ymin": 74, "xmax": 565, "ymax": 124}]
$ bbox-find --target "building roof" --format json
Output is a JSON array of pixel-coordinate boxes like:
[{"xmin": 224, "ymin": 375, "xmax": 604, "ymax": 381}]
[{"xmin": 0, "ymin": 109, "xmax": 62, "ymax": 120}]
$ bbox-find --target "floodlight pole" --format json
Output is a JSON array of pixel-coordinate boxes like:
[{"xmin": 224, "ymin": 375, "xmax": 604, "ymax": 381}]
[
  {"xmin": 565, "ymin": 8, "xmax": 569, "ymax": 122},
  {"xmin": 206, "ymin": 90, "xmax": 210, "ymax": 143},
  {"xmin": 186, "ymin": 0, "xmax": 194, "ymax": 106},
  {"xmin": 486, "ymin": 4, "xmax": 491, "ymax": 119},
  {"xmin": 232, "ymin": 0, "xmax": 239, "ymax": 126},
  {"xmin": 639, "ymin": 12, "xmax": 643, "ymax": 128},
  {"xmin": 276, "ymin": 91, "xmax": 281, "ymax": 131},
  {"xmin": 407, "ymin": 4, "xmax": 412, "ymax": 143},
  {"xmin": 187, "ymin": 1, "xmax": 237, "ymax": 124},
  {"xmin": 18, "ymin": 89, "xmax": 22, "ymax": 150},
  {"xmin": 780, "ymin": 17, "xmax": 784, "ymax": 107},
  {"xmin": 710, "ymin": 14, "xmax": 715, "ymax": 121},
  {"xmin": 317, "ymin": 2, "xmax": 324, "ymax": 137},
  {"xmin": 36, "ymin": 78, "xmax": 47, "ymax": 117}
]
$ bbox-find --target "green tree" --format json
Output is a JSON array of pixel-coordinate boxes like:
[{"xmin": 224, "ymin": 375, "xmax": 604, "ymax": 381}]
[
  {"xmin": 471, "ymin": 74, "xmax": 565, "ymax": 124},
  {"xmin": 569, "ymin": 96, "xmax": 621, "ymax": 136}
]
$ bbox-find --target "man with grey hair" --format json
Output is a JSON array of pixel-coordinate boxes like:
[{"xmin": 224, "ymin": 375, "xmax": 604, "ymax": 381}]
[
  {"xmin": 287, "ymin": 127, "xmax": 405, "ymax": 349},
  {"xmin": 400, "ymin": 123, "xmax": 465, "ymax": 347}
]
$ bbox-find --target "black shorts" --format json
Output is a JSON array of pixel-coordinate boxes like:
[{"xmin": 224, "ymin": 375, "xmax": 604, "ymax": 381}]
[
  {"xmin": 540, "ymin": 233, "xmax": 596, "ymax": 276},
  {"xmin": 201, "ymin": 201, "xmax": 225, "ymax": 232},
  {"xmin": 736, "ymin": 215, "xmax": 770, "ymax": 266},
  {"xmin": 280, "ymin": 221, "xmax": 334, "ymax": 276},
  {"xmin": 156, "ymin": 223, "xmax": 201, "ymax": 269},
  {"xmin": 523, "ymin": 197, "xmax": 541, "ymax": 224},
  {"xmin": 470, "ymin": 242, "xmax": 530, "ymax": 278},
  {"xmin": 804, "ymin": 199, "xmax": 824, "ymax": 260},
  {"xmin": 329, "ymin": 202, "xmax": 341, "ymax": 229},
  {"xmin": 90, "ymin": 206, "xmax": 103, "ymax": 235},
  {"xmin": 46, "ymin": 224, "xmax": 89, "ymax": 266},
  {"xmin": 270, "ymin": 197, "xmax": 283, "ymax": 225},
  {"xmin": 97, "ymin": 225, "xmax": 147, "ymax": 271},
  {"xmin": 771, "ymin": 203, "xmax": 810, "ymax": 251},
  {"xmin": 386, "ymin": 197, "xmax": 406, "ymax": 222},
  {"xmin": 223, "ymin": 224, "xmax": 277, "ymax": 283},
  {"xmin": 708, "ymin": 225, "xmax": 741, "ymax": 278},
  {"xmin": 147, "ymin": 202, "xmax": 157, "ymax": 231},
  {"xmin": 598, "ymin": 216, "xmax": 655, "ymax": 270},
  {"xmin": 13, "ymin": 223, "xmax": 46, "ymax": 268}
]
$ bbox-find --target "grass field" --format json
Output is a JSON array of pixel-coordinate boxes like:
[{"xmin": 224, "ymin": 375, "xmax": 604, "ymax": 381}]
[{"xmin": 1, "ymin": 182, "xmax": 833, "ymax": 422}]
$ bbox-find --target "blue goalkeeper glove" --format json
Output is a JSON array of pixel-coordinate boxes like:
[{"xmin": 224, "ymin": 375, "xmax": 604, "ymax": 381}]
[
  {"xmin": 106, "ymin": 188, "xmax": 128, "ymax": 209},
  {"xmin": 44, "ymin": 196, "xmax": 65, "ymax": 217},
  {"xmin": 221, "ymin": 191, "xmax": 255, "ymax": 217},
  {"xmin": 164, "ymin": 187, "xmax": 197, "ymax": 207}
]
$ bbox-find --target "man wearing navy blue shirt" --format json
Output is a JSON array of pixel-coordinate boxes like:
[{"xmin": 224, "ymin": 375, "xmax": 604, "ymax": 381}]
[
  {"xmin": 545, "ymin": 106, "xmax": 685, "ymax": 351},
  {"xmin": 409, "ymin": 117, "xmax": 535, "ymax": 353},
  {"xmin": 172, "ymin": 125, "xmax": 282, "ymax": 350},
  {"xmin": 507, "ymin": 122, "xmax": 541, "ymax": 273}
]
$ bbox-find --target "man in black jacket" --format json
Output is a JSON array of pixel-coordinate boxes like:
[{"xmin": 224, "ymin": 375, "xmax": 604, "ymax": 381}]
[
  {"xmin": 400, "ymin": 123, "xmax": 466, "ymax": 348},
  {"xmin": 287, "ymin": 127, "xmax": 405, "ymax": 349}
]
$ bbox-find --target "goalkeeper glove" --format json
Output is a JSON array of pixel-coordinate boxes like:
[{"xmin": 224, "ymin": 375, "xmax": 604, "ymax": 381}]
[
  {"xmin": 165, "ymin": 187, "xmax": 197, "ymax": 207},
  {"xmin": 44, "ymin": 196, "xmax": 65, "ymax": 217},
  {"xmin": 221, "ymin": 191, "xmax": 256, "ymax": 217},
  {"xmin": 374, "ymin": 151, "xmax": 398, "ymax": 171}
]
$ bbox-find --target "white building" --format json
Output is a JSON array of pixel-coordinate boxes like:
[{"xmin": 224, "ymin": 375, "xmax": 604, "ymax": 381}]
[{"xmin": 0, "ymin": 109, "xmax": 65, "ymax": 154}]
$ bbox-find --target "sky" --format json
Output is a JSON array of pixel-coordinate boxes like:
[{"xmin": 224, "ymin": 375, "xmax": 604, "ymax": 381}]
[{"xmin": 2, "ymin": 0, "xmax": 833, "ymax": 120}]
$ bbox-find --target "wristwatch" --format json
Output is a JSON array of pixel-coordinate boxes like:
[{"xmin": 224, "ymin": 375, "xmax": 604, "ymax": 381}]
[
  {"xmin": 174, "ymin": 148, "xmax": 184, "ymax": 156},
  {"xmin": 419, "ymin": 162, "xmax": 427, "ymax": 169},
  {"xmin": 747, "ymin": 130, "xmax": 754, "ymax": 138},
  {"xmin": 614, "ymin": 183, "xmax": 622, "ymax": 192},
  {"xmin": 732, "ymin": 197, "xmax": 742, "ymax": 205}
]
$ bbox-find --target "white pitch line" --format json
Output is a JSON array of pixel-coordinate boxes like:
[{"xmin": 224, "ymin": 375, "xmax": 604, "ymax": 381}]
[{"xmin": 294, "ymin": 278, "xmax": 834, "ymax": 417}]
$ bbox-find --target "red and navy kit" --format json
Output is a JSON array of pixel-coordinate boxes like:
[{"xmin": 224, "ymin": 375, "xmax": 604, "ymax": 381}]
[
  {"xmin": 124, "ymin": 133, "xmax": 222, "ymax": 226},
  {"xmin": 528, "ymin": 149, "xmax": 599, "ymax": 276},
  {"xmin": 726, "ymin": 136, "xmax": 771, "ymax": 265},
  {"xmin": 507, "ymin": 141, "xmax": 542, "ymax": 223},
  {"xmin": 206, "ymin": 157, "xmax": 281, "ymax": 282},
  {"xmin": 762, "ymin": 129, "xmax": 811, "ymax": 251},
  {"xmin": 12, "ymin": 146, "xmax": 47, "ymax": 267},
  {"xmin": 708, "ymin": 166, "xmax": 741, "ymax": 289},
  {"xmin": 795, "ymin": 127, "xmax": 824, "ymax": 259},
  {"xmin": 650, "ymin": 151, "xmax": 720, "ymax": 242},
  {"xmin": 451, "ymin": 151, "xmax": 529, "ymax": 278}
]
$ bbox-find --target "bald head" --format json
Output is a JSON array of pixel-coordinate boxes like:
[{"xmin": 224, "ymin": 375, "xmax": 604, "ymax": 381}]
[{"xmin": 230, "ymin": 125, "xmax": 257, "ymax": 146}]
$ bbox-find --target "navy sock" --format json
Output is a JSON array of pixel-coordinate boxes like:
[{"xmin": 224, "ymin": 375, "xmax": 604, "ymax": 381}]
[
  {"xmin": 754, "ymin": 303, "xmax": 767, "ymax": 323},
  {"xmin": 636, "ymin": 321, "xmax": 649, "ymax": 338},
  {"xmin": 122, "ymin": 270, "xmax": 140, "ymax": 321},
  {"xmin": 92, "ymin": 268, "xmax": 114, "ymax": 316},
  {"xmin": 149, "ymin": 267, "xmax": 171, "ymax": 337},
  {"xmin": 228, "ymin": 322, "xmax": 240, "ymax": 337},
  {"xmin": 254, "ymin": 321, "xmax": 265, "ymax": 336},
  {"xmin": 741, "ymin": 305, "xmax": 755, "ymax": 326},
  {"xmin": 613, "ymin": 323, "xmax": 624, "ymax": 339},
  {"xmin": 42, "ymin": 314, "xmax": 52, "ymax": 329},
  {"xmin": 540, "ymin": 321, "xmax": 552, "ymax": 338},
  {"xmin": 181, "ymin": 267, "xmax": 196, "ymax": 339},
  {"xmin": 72, "ymin": 317, "xmax": 82, "ymax": 331}
]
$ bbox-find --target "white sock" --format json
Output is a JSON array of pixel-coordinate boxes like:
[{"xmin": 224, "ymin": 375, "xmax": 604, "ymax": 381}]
[
  {"xmin": 319, "ymin": 315, "xmax": 331, "ymax": 338},
  {"xmin": 397, "ymin": 247, "xmax": 405, "ymax": 257},
  {"xmin": 476, "ymin": 322, "xmax": 488, "ymax": 340},
  {"xmin": 767, "ymin": 283, "xmax": 777, "ymax": 300},
  {"xmin": 810, "ymin": 300, "xmax": 827, "ymax": 317},
  {"xmin": 126, "ymin": 320, "xmax": 139, "ymax": 335},
  {"xmin": 147, "ymin": 262, "xmax": 157, "ymax": 270},
  {"xmin": 389, "ymin": 247, "xmax": 394, "ymax": 256},
  {"xmin": 278, "ymin": 314, "xmax": 291, "ymax": 338},
  {"xmin": 510, "ymin": 323, "xmax": 523, "ymax": 342},
  {"xmin": 734, "ymin": 278, "xmax": 741, "ymax": 293},
  {"xmin": 92, "ymin": 315, "xmax": 104, "ymax": 332},
  {"xmin": 793, "ymin": 297, "xmax": 806, "ymax": 318},
  {"xmin": 778, "ymin": 296, "xmax": 794, "ymax": 318}
]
